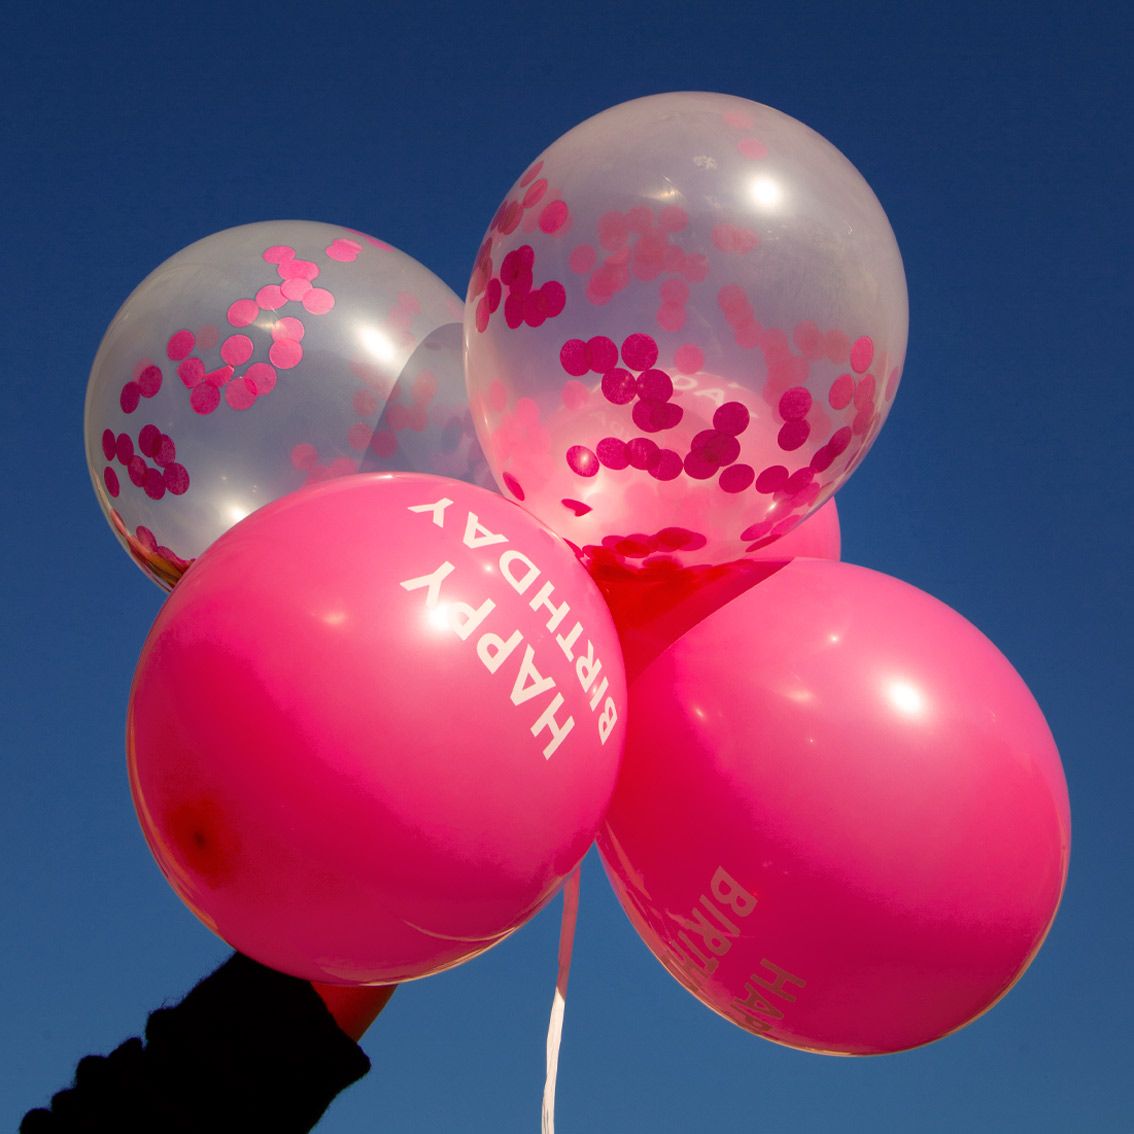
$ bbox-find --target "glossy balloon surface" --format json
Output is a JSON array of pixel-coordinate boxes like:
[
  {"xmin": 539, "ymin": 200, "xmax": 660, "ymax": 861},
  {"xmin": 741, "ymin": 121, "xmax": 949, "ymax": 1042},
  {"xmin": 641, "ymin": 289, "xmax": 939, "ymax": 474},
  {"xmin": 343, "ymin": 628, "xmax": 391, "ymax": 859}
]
[
  {"xmin": 598, "ymin": 558, "xmax": 1070, "ymax": 1054},
  {"xmin": 129, "ymin": 473, "xmax": 626, "ymax": 983}
]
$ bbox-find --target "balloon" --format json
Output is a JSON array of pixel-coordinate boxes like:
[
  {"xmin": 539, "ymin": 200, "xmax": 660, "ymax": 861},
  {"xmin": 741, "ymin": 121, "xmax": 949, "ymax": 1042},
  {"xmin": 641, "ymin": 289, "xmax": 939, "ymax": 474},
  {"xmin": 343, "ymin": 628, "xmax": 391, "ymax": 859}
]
[
  {"xmin": 128, "ymin": 473, "xmax": 627, "ymax": 984},
  {"xmin": 465, "ymin": 92, "xmax": 907, "ymax": 568},
  {"xmin": 85, "ymin": 221, "xmax": 488, "ymax": 589},
  {"xmin": 597, "ymin": 558, "xmax": 1069, "ymax": 1054}
]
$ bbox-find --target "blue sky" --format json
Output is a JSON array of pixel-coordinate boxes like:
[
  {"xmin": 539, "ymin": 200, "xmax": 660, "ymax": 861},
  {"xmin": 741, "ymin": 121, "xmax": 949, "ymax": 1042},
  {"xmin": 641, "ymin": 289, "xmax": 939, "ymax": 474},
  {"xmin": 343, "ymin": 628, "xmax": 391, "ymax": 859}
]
[{"xmin": 3, "ymin": 2, "xmax": 1131, "ymax": 1130}]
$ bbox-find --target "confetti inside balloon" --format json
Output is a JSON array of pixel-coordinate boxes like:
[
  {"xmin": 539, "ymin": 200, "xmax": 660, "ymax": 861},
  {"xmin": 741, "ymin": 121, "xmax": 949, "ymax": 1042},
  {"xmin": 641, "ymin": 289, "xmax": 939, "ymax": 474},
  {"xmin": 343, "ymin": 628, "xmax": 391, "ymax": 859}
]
[
  {"xmin": 128, "ymin": 473, "xmax": 627, "ymax": 984},
  {"xmin": 465, "ymin": 93, "xmax": 907, "ymax": 568},
  {"xmin": 85, "ymin": 221, "xmax": 486, "ymax": 588},
  {"xmin": 598, "ymin": 558, "xmax": 1070, "ymax": 1054}
]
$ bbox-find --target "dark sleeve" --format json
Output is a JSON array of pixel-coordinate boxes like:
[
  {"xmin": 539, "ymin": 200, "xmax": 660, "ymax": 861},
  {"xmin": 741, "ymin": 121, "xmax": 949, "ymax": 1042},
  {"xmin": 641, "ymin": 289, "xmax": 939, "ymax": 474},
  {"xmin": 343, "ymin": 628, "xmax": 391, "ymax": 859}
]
[{"xmin": 20, "ymin": 953, "xmax": 372, "ymax": 1133}]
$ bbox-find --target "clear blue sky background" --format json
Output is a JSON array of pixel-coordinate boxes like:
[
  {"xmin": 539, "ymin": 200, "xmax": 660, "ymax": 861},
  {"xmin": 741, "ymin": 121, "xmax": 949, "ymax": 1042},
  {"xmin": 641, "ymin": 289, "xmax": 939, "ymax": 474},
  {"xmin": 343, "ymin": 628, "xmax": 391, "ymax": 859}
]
[{"xmin": 3, "ymin": 3, "xmax": 1131, "ymax": 1130}]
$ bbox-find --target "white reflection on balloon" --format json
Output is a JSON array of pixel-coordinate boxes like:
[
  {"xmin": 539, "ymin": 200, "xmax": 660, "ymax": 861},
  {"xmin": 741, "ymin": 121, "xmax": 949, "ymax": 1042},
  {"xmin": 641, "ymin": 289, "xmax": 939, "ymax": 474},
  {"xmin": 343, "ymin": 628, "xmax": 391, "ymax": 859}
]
[
  {"xmin": 358, "ymin": 324, "xmax": 398, "ymax": 365},
  {"xmin": 749, "ymin": 176, "xmax": 783, "ymax": 209},
  {"xmin": 887, "ymin": 679, "xmax": 927, "ymax": 717}
]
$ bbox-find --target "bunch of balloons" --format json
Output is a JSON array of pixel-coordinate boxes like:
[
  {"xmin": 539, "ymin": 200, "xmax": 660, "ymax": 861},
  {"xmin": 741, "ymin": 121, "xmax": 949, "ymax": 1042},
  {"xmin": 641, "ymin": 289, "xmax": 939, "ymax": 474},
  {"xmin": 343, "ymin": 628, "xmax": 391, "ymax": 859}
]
[{"xmin": 85, "ymin": 93, "xmax": 1069, "ymax": 1056}]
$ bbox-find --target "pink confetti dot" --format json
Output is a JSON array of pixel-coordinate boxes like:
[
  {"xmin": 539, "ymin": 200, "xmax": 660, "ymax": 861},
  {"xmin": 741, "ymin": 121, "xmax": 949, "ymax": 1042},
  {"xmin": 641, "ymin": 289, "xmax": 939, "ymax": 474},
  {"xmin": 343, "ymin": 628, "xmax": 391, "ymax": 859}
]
[
  {"xmin": 195, "ymin": 325, "xmax": 217, "ymax": 351},
  {"xmin": 601, "ymin": 368, "xmax": 637, "ymax": 405},
  {"xmin": 115, "ymin": 433, "xmax": 134, "ymax": 464},
  {"xmin": 660, "ymin": 279, "xmax": 690, "ymax": 304},
  {"xmin": 650, "ymin": 450, "xmax": 683, "ymax": 481},
  {"xmin": 657, "ymin": 303, "xmax": 685, "ymax": 333},
  {"xmin": 127, "ymin": 455, "xmax": 147, "ymax": 487},
  {"xmin": 474, "ymin": 297, "xmax": 490, "ymax": 333},
  {"xmin": 738, "ymin": 137, "xmax": 769, "ymax": 159},
  {"xmin": 586, "ymin": 336, "xmax": 619, "ymax": 373},
  {"xmin": 778, "ymin": 419, "xmax": 810, "ymax": 451},
  {"xmin": 103, "ymin": 466, "xmax": 121, "ymax": 496},
  {"xmin": 498, "ymin": 201, "xmax": 524, "ymax": 235},
  {"xmin": 523, "ymin": 290, "xmax": 549, "ymax": 328},
  {"xmin": 682, "ymin": 253, "xmax": 709, "ymax": 283},
  {"xmin": 854, "ymin": 372, "xmax": 877, "ymax": 411},
  {"xmin": 683, "ymin": 451, "xmax": 718, "ymax": 480},
  {"xmin": 176, "ymin": 358, "xmax": 205, "ymax": 388},
  {"xmin": 502, "ymin": 472, "xmax": 525, "ymax": 499},
  {"xmin": 166, "ymin": 330, "xmax": 195, "ymax": 361},
  {"xmin": 137, "ymin": 365, "xmax": 163, "ymax": 397},
  {"xmin": 205, "ymin": 365, "xmax": 234, "ymax": 388},
  {"xmin": 828, "ymin": 374, "xmax": 855, "ymax": 410},
  {"xmin": 637, "ymin": 368, "xmax": 673, "ymax": 402},
  {"xmin": 632, "ymin": 400, "xmax": 682, "ymax": 433},
  {"xmin": 303, "ymin": 288, "xmax": 335, "ymax": 315},
  {"xmin": 326, "ymin": 238, "xmax": 362, "ymax": 262},
  {"xmin": 755, "ymin": 464, "xmax": 789, "ymax": 493},
  {"xmin": 269, "ymin": 339, "xmax": 303, "ymax": 369},
  {"xmin": 523, "ymin": 178, "xmax": 549, "ymax": 208},
  {"xmin": 504, "ymin": 292, "xmax": 525, "ymax": 329},
  {"xmin": 569, "ymin": 244, "xmax": 596, "ymax": 274},
  {"xmin": 539, "ymin": 200, "xmax": 570, "ymax": 234},
  {"xmin": 143, "ymin": 467, "xmax": 166, "ymax": 500},
  {"xmin": 272, "ymin": 316, "xmax": 305, "ymax": 342},
  {"xmin": 279, "ymin": 258, "xmax": 319, "ymax": 281},
  {"xmin": 347, "ymin": 422, "xmax": 372, "ymax": 451},
  {"xmin": 853, "ymin": 407, "xmax": 874, "ymax": 436},
  {"xmin": 722, "ymin": 109, "xmax": 755, "ymax": 130},
  {"xmin": 152, "ymin": 435, "xmax": 175, "ymax": 467},
  {"xmin": 596, "ymin": 437, "xmax": 630, "ymax": 470},
  {"xmin": 246, "ymin": 362, "xmax": 277, "ymax": 395},
  {"xmin": 221, "ymin": 334, "xmax": 254, "ymax": 367},
  {"xmin": 541, "ymin": 280, "xmax": 567, "ymax": 318},
  {"xmin": 281, "ymin": 277, "xmax": 313, "ymax": 302},
  {"xmin": 627, "ymin": 437, "xmax": 659, "ymax": 470},
  {"xmin": 190, "ymin": 383, "xmax": 220, "ymax": 415},
  {"xmin": 659, "ymin": 205, "xmax": 688, "ymax": 232},
  {"xmin": 263, "ymin": 245, "xmax": 295, "ymax": 264},
  {"xmin": 120, "ymin": 383, "xmax": 141, "ymax": 413},
  {"xmin": 486, "ymin": 277, "xmax": 503, "ymax": 312},
  {"xmin": 566, "ymin": 445, "xmax": 598, "ymax": 477},
  {"xmin": 599, "ymin": 211, "xmax": 630, "ymax": 251},
  {"xmin": 719, "ymin": 464, "xmax": 755, "ymax": 493},
  {"xmin": 713, "ymin": 402, "xmax": 750, "ymax": 436},
  {"xmin": 560, "ymin": 340, "xmax": 589, "ymax": 377},
  {"xmin": 256, "ymin": 285, "xmax": 287, "ymax": 310},
  {"xmin": 226, "ymin": 377, "xmax": 257, "ymax": 410},
  {"xmin": 718, "ymin": 284, "xmax": 749, "ymax": 322},
  {"xmin": 163, "ymin": 463, "xmax": 190, "ymax": 495},
  {"xmin": 712, "ymin": 223, "xmax": 760, "ymax": 253},
  {"xmin": 694, "ymin": 430, "xmax": 740, "ymax": 466},
  {"xmin": 850, "ymin": 336, "xmax": 874, "ymax": 373},
  {"xmin": 227, "ymin": 299, "xmax": 259, "ymax": 327},
  {"xmin": 741, "ymin": 518, "xmax": 775, "ymax": 542},
  {"xmin": 674, "ymin": 344, "xmax": 704, "ymax": 374},
  {"xmin": 621, "ymin": 333, "xmax": 658, "ymax": 371},
  {"xmin": 562, "ymin": 499, "xmax": 592, "ymax": 516},
  {"xmin": 354, "ymin": 391, "xmax": 379, "ymax": 417},
  {"xmin": 779, "ymin": 387, "xmax": 813, "ymax": 421},
  {"xmin": 100, "ymin": 429, "xmax": 116, "ymax": 460},
  {"xmin": 561, "ymin": 380, "xmax": 589, "ymax": 410},
  {"xmin": 138, "ymin": 423, "xmax": 161, "ymax": 457},
  {"xmin": 369, "ymin": 430, "xmax": 396, "ymax": 457},
  {"xmin": 519, "ymin": 159, "xmax": 544, "ymax": 187},
  {"xmin": 793, "ymin": 321, "xmax": 824, "ymax": 359},
  {"xmin": 291, "ymin": 443, "xmax": 318, "ymax": 471},
  {"xmin": 136, "ymin": 526, "xmax": 158, "ymax": 551},
  {"xmin": 784, "ymin": 467, "xmax": 815, "ymax": 495},
  {"xmin": 828, "ymin": 426, "xmax": 853, "ymax": 456}
]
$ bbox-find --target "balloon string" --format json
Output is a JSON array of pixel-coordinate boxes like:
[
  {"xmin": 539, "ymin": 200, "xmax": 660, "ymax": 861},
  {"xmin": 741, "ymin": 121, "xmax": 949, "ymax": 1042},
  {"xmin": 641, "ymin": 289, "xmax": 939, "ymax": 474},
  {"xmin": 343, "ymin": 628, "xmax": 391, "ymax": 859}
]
[{"xmin": 541, "ymin": 866, "xmax": 581, "ymax": 1134}]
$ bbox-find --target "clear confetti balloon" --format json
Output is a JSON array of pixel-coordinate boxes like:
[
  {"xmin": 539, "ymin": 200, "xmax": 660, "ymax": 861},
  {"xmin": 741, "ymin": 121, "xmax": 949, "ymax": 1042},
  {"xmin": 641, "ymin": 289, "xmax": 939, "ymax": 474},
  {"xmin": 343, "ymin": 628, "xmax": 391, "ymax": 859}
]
[
  {"xmin": 84, "ymin": 220, "xmax": 485, "ymax": 588},
  {"xmin": 464, "ymin": 93, "xmax": 908, "ymax": 569}
]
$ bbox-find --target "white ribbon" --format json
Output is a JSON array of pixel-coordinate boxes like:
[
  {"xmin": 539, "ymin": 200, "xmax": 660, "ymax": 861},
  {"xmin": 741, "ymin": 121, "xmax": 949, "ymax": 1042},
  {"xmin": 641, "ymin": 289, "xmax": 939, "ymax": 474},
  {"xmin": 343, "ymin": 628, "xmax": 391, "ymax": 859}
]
[{"xmin": 541, "ymin": 866, "xmax": 581, "ymax": 1134}]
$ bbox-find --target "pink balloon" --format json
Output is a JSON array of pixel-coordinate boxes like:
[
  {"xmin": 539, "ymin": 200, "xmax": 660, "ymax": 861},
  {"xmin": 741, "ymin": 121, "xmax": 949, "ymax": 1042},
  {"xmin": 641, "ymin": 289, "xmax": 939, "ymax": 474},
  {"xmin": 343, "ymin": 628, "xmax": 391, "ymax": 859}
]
[
  {"xmin": 597, "ymin": 558, "xmax": 1069, "ymax": 1054},
  {"xmin": 128, "ymin": 473, "xmax": 626, "ymax": 984},
  {"xmin": 465, "ymin": 93, "xmax": 907, "ymax": 568}
]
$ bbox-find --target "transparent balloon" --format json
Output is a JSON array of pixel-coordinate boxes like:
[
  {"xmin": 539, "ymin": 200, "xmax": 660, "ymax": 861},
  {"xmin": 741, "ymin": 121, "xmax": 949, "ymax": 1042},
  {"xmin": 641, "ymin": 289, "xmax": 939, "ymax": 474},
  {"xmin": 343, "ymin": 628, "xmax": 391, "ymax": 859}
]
[
  {"xmin": 464, "ymin": 93, "xmax": 907, "ymax": 568},
  {"xmin": 84, "ymin": 220, "xmax": 487, "ymax": 588}
]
